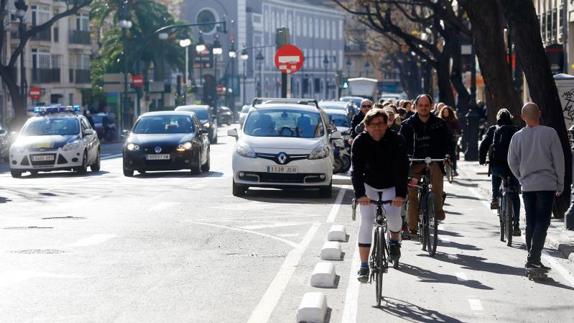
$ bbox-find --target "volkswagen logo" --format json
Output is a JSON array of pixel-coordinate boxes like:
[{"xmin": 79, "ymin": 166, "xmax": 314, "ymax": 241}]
[
  {"xmin": 277, "ymin": 152, "xmax": 288, "ymax": 165},
  {"xmin": 154, "ymin": 146, "xmax": 162, "ymax": 153}
]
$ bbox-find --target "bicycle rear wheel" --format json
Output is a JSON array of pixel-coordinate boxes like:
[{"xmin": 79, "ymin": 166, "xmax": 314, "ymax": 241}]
[
  {"xmin": 374, "ymin": 227, "xmax": 385, "ymax": 307},
  {"xmin": 445, "ymin": 164, "xmax": 453, "ymax": 183},
  {"xmin": 498, "ymin": 197, "xmax": 505, "ymax": 242},
  {"xmin": 426, "ymin": 192, "xmax": 439, "ymax": 256},
  {"xmin": 505, "ymin": 195, "xmax": 513, "ymax": 247}
]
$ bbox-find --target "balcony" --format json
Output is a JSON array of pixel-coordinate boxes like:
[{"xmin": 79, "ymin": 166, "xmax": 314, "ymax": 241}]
[
  {"xmin": 69, "ymin": 30, "xmax": 90, "ymax": 45},
  {"xmin": 31, "ymin": 29, "xmax": 52, "ymax": 42},
  {"xmin": 69, "ymin": 69, "xmax": 90, "ymax": 84},
  {"xmin": 32, "ymin": 68, "xmax": 60, "ymax": 83}
]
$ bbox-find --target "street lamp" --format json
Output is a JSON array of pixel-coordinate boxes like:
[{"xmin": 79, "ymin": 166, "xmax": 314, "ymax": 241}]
[
  {"xmin": 323, "ymin": 55, "xmax": 329, "ymax": 99},
  {"xmin": 255, "ymin": 51, "xmax": 264, "ymax": 97},
  {"xmin": 212, "ymin": 37, "xmax": 223, "ymax": 108},
  {"xmin": 119, "ymin": 2, "xmax": 132, "ymax": 133},
  {"xmin": 196, "ymin": 34, "xmax": 206, "ymax": 103},
  {"xmin": 346, "ymin": 58, "xmax": 352, "ymax": 78},
  {"xmin": 240, "ymin": 49, "xmax": 249, "ymax": 104},
  {"xmin": 228, "ymin": 42, "xmax": 237, "ymax": 120},
  {"xmin": 179, "ymin": 38, "xmax": 191, "ymax": 104},
  {"xmin": 15, "ymin": 0, "xmax": 28, "ymax": 113}
]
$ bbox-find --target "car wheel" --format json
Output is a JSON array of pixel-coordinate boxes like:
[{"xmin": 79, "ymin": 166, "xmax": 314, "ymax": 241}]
[
  {"xmin": 191, "ymin": 152, "xmax": 202, "ymax": 175},
  {"xmin": 91, "ymin": 150, "xmax": 101, "ymax": 172},
  {"xmin": 232, "ymin": 180, "xmax": 247, "ymax": 197},
  {"xmin": 10, "ymin": 170, "xmax": 22, "ymax": 178},
  {"xmin": 76, "ymin": 151, "xmax": 88, "ymax": 175},
  {"xmin": 123, "ymin": 167, "xmax": 134, "ymax": 177},
  {"xmin": 319, "ymin": 181, "xmax": 332, "ymax": 198},
  {"xmin": 138, "ymin": 170, "xmax": 146, "ymax": 175},
  {"xmin": 201, "ymin": 149, "xmax": 210, "ymax": 172}
]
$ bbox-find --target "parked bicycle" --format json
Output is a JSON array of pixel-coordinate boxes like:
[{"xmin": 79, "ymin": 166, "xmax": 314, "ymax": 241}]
[
  {"xmin": 352, "ymin": 193, "xmax": 396, "ymax": 307},
  {"xmin": 498, "ymin": 176, "xmax": 519, "ymax": 246},
  {"xmin": 409, "ymin": 157, "xmax": 446, "ymax": 257}
]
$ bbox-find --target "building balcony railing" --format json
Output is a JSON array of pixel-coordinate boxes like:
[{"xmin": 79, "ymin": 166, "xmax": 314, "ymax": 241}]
[
  {"xmin": 69, "ymin": 69, "xmax": 90, "ymax": 84},
  {"xmin": 32, "ymin": 68, "xmax": 60, "ymax": 83},
  {"xmin": 69, "ymin": 30, "xmax": 90, "ymax": 45},
  {"xmin": 31, "ymin": 29, "xmax": 52, "ymax": 42}
]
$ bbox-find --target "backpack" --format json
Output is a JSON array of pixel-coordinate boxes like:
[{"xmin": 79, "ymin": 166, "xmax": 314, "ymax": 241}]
[{"xmin": 491, "ymin": 125, "xmax": 517, "ymax": 164}]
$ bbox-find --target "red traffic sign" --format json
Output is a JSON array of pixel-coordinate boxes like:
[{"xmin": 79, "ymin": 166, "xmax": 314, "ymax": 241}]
[
  {"xmin": 274, "ymin": 44, "xmax": 304, "ymax": 74},
  {"xmin": 30, "ymin": 86, "xmax": 41, "ymax": 100},
  {"xmin": 131, "ymin": 74, "xmax": 144, "ymax": 88}
]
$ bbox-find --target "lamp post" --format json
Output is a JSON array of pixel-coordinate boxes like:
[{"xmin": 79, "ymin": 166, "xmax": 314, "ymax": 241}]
[
  {"xmin": 196, "ymin": 34, "xmax": 206, "ymax": 103},
  {"xmin": 346, "ymin": 58, "xmax": 352, "ymax": 78},
  {"xmin": 212, "ymin": 37, "xmax": 223, "ymax": 108},
  {"xmin": 228, "ymin": 42, "xmax": 237, "ymax": 120},
  {"xmin": 323, "ymin": 54, "xmax": 329, "ymax": 99},
  {"xmin": 179, "ymin": 38, "xmax": 192, "ymax": 104},
  {"xmin": 118, "ymin": 2, "xmax": 132, "ymax": 133},
  {"xmin": 256, "ymin": 51, "xmax": 264, "ymax": 97},
  {"xmin": 15, "ymin": 0, "xmax": 28, "ymax": 113},
  {"xmin": 240, "ymin": 49, "xmax": 249, "ymax": 105}
]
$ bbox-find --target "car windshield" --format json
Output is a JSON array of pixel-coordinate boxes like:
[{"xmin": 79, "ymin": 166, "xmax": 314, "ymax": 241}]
[
  {"xmin": 243, "ymin": 109, "xmax": 324, "ymax": 138},
  {"xmin": 22, "ymin": 118, "xmax": 80, "ymax": 136},
  {"xmin": 329, "ymin": 114, "xmax": 350, "ymax": 128},
  {"xmin": 132, "ymin": 115, "xmax": 195, "ymax": 134}
]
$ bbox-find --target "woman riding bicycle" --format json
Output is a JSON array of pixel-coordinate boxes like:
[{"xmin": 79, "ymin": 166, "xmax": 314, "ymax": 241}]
[{"xmin": 351, "ymin": 108, "xmax": 409, "ymax": 282}]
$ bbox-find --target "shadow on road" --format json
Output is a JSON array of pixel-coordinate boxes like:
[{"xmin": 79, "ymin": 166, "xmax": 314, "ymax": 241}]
[
  {"xmin": 14, "ymin": 171, "xmax": 111, "ymax": 179},
  {"xmin": 240, "ymin": 187, "xmax": 352, "ymax": 205},
  {"xmin": 132, "ymin": 171, "xmax": 224, "ymax": 178},
  {"xmin": 440, "ymin": 240, "xmax": 482, "ymax": 251},
  {"xmin": 0, "ymin": 196, "xmax": 12, "ymax": 203},
  {"xmin": 377, "ymin": 297, "xmax": 463, "ymax": 322},
  {"xmin": 445, "ymin": 193, "xmax": 480, "ymax": 200},
  {"xmin": 434, "ymin": 252, "xmax": 524, "ymax": 277},
  {"xmin": 451, "ymin": 180, "xmax": 479, "ymax": 187},
  {"xmin": 438, "ymin": 229, "xmax": 463, "ymax": 237},
  {"xmin": 398, "ymin": 262, "xmax": 493, "ymax": 290}
]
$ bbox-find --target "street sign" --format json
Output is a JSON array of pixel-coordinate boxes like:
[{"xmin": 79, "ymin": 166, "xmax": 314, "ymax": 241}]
[
  {"xmin": 30, "ymin": 86, "xmax": 41, "ymax": 100},
  {"xmin": 274, "ymin": 44, "xmax": 304, "ymax": 74},
  {"xmin": 131, "ymin": 74, "xmax": 144, "ymax": 88}
]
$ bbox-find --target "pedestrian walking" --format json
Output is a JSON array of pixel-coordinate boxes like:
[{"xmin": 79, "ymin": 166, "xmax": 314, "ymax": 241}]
[
  {"xmin": 508, "ymin": 103, "xmax": 565, "ymax": 270},
  {"xmin": 439, "ymin": 105, "xmax": 461, "ymax": 175}
]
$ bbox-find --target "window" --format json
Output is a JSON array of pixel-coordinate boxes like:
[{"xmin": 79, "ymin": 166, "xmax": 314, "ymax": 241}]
[
  {"xmin": 76, "ymin": 13, "xmax": 89, "ymax": 31},
  {"xmin": 31, "ymin": 4, "xmax": 50, "ymax": 26}
]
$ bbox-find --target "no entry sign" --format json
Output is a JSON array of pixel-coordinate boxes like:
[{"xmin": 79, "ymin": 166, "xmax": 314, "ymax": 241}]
[{"xmin": 274, "ymin": 44, "xmax": 304, "ymax": 74}]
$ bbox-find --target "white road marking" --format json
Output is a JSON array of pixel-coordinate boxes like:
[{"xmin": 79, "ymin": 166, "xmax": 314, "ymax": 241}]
[
  {"xmin": 0, "ymin": 271, "xmax": 82, "ymax": 287},
  {"xmin": 276, "ymin": 233, "xmax": 299, "ymax": 238},
  {"xmin": 327, "ymin": 188, "xmax": 347, "ymax": 223},
  {"xmin": 247, "ymin": 223, "xmax": 321, "ymax": 323},
  {"xmin": 455, "ymin": 272, "xmax": 468, "ymax": 281},
  {"xmin": 442, "ymin": 236, "xmax": 452, "ymax": 243},
  {"xmin": 341, "ymin": 236, "xmax": 360, "ymax": 323},
  {"xmin": 468, "ymin": 298, "xmax": 483, "ymax": 311},
  {"xmin": 188, "ymin": 221, "xmax": 298, "ymax": 248},
  {"xmin": 240, "ymin": 222, "xmax": 309, "ymax": 230},
  {"xmin": 149, "ymin": 202, "xmax": 180, "ymax": 212},
  {"xmin": 448, "ymin": 254, "xmax": 459, "ymax": 260},
  {"xmin": 68, "ymin": 234, "xmax": 116, "ymax": 247}
]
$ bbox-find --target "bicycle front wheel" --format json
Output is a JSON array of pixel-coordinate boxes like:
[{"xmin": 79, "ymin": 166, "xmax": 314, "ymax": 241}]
[
  {"xmin": 504, "ymin": 195, "xmax": 513, "ymax": 247},
  {"xmin": 374, "ymin": 227, "xmax": 385, "ymax": 307},
  {"xmin": 445, "ymin": 164, "xmax": 453, "ymax": 183},
  {"xmin": 498, "ymin": 197, "xmax": 505, "ymax": 242},
  {"xmin": 426, "ymin": 192, "xmax": 439, "ymax": 257}
]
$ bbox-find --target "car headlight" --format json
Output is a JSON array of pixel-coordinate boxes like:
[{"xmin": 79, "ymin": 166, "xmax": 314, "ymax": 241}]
[
  {"xmin": 309, "ymin": 144, "xmax": 330, "ymax": 160},
  {"xmin": 236, "ymin": 142, "xmax": 256, "ymax": 158},
  {"xmin": 11, "ymin": 145, "xmax": 27, "ymax": 154},
  {"xmin": 126, "ymin": 143, "xmax": 140, "ymax": 151},
  {"xmin": 203, "ymin": 123, "xmax": 211, "ymax": 128},
  {"xmin": 176, "ymin": 142, "xmax": 193, "ymax": 152},
  {"xmin": 63, "ymin": 140, "xmax": 82, "ymax": 151}
]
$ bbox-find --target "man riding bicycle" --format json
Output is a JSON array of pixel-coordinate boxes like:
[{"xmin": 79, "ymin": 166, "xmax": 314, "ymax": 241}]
[
  {"xmin": 352, "ymin": 108, "xmax": 409, "ymax": 282},
  {"xmin": 399, "ymin": 94, "xmax": 453, "ymax": 237}
]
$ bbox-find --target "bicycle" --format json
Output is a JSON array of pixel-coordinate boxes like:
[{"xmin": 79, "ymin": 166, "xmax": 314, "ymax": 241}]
[
  {"xmin": 352, "ymin": 193, "xmax": 395, "ymax": 307},
  {"xmin": 444, "ymin": 155, "xmax": 454, "ymax": 184},
  {"xmin": 409, "ymin": 157, "xmax": 446, "ymax": 257},
  {"xmin": 498, "ymin": 176, "xmax": 519, "ymax": 246}
]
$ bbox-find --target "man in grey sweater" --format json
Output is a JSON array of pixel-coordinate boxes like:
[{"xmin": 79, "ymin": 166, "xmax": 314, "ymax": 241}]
[{"xmin": 508, "ymin": 103, "xmax": 565, "ymax": 270}]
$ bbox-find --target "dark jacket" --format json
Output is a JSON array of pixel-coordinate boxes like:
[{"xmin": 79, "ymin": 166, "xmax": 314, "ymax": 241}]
[
  {"xmin": 351, "ymin": 130, "xmax": 409, "ymax": 198},
  {"xmin": 478, "ymin": 118, "xmax": 515, "ymax": 165},
  {"xmin": 350, "ymin": 112, "xmax": 365, "ymax": 138},
  {"xmin": 398, "ymin": 113, "xmax": 453, "ymax": 159}
]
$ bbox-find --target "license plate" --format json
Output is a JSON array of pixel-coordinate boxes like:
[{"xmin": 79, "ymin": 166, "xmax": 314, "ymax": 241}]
[
  {"xmin": 146, "ymin": 154, "xmax": 170, "ymax": 160},
  {"xmin": 34, "ymin": 143, "xmax": 52, "ymax": 149},
  {"xmin": 267, "ymin": 165, "xmax": 298, "ymax": 173},
  {"xmin": 31, "ymin": 155, "xmax": 55, "ymax": 162}
]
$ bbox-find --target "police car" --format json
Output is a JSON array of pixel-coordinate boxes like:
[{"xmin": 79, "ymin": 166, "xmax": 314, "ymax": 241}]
[{"xmin": 9, "ymin": 105, "xmax": 101, "ymax": 178}]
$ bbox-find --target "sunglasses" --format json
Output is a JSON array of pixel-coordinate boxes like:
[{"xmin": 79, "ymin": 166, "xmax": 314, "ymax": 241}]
[{"xmin": 361, "ymin": 105, "xmax": 372, "ymax": 108}]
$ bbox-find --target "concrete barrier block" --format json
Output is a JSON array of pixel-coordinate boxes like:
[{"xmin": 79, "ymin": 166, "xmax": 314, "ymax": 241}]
[
  {"xmin": 320, "ymin": 241, "xmax": 342, "ymax": 260},
  {"xmin": 310, "ymin": 262, "xmax": 336, "ymax": 288},
  {"xmin": 296, "ymin": 292, "xmax": 328, "ymax": 323},
  {"xmin": 327, "ymin": 224, "xmax": 347, "ymax": 242}
]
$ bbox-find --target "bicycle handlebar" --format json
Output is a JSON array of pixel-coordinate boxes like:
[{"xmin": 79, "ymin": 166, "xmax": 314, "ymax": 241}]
[
  {"xmin": 409, "ymin": 156, "xmax": 449, "ymax": 164},
  {"xmin": 368, "ymin": 199, "xmax": 393, "ymax": 205}
]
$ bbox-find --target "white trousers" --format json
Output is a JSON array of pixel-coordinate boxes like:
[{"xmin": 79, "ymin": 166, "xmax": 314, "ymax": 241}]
[{"xmin": 358, "ymin": 184, "xmax": 402, "ymax": 245}]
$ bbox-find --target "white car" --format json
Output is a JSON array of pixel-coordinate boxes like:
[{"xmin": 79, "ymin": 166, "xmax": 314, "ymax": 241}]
[
  {"xmin": 238, "ymin": 104, "xmax": 251, "ymax": 128},
  {"xmin": 9, "ymin": 106, "xmax": 101, "ymax": 178},
  {"xmin": 228, "ymin": 102, "xmax": 336, "ymax": 197}
]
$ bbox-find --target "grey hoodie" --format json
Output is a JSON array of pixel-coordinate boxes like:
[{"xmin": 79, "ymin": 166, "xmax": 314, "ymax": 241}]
[{"xmin": 507, "ymin": 125, "xmax": 565, "ymax": 193}]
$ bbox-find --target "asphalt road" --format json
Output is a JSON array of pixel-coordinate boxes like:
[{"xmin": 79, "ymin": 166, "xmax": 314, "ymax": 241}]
[{"xmin": 1, "ymin": 126, "xmax": 573, "ymax": 323}]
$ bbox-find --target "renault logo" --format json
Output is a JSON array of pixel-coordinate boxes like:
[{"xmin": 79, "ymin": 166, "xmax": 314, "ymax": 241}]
[
  {"xmin": 154, "ymin": 146, "xmax": 162, "ymax": 153},
  {"xmin": 277, "ymin": 152, "xmax": 288, "ymax": 164}
]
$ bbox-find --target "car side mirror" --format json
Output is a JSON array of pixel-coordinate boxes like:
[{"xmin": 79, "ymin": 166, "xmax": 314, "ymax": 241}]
[
  {"xmin": 330, "ymin": 131, "xmax": 342, "ymax": 140},
  {"xmin": 227, "ymin": 128, "xmax": 239, "ymax": 139},
  {"xmin": 121, "ymin": 129, "xmax": 130, "ymax": 139},
  {"xmin": 83, "ymin": 129, "xmax": 95, "ymax": 136}
]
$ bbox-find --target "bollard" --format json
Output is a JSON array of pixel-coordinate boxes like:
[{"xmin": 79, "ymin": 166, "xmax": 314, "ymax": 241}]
[{"xmin": 464, "ymin": 104, "xmax": 481, "ymax": 161}]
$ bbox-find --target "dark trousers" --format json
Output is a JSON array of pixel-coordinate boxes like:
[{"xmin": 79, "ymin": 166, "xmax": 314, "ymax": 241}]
[
  {"xmin": 522, "ymin": 191, "xmax": 554, "ymax": 264},
  {"xmin": 491, "ymin": 164, "xmax": 521, "ymax": 225}
]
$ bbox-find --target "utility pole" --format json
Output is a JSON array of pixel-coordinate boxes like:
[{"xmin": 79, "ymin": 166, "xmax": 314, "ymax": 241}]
[{"xmin": 276, "ymin": 28, "xmax": 290, "ymax": 98}]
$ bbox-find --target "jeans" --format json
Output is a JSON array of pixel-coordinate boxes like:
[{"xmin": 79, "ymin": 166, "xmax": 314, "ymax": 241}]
[
  {"xmin": 407, "ymin": 163, "xmax": 445, "ymax": 231},
  {"xmin": 491, "ymin": 164, "xmax": 521, "ymax": 226},
  {"xmin": 522, "ymin": 191, "xmax": 554, "ymax": 264}
]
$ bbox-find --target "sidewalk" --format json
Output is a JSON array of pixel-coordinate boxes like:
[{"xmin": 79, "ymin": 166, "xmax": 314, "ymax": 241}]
[{"xmin": 457, "ymin": 160, "xmax": 574, "ymax": 262}]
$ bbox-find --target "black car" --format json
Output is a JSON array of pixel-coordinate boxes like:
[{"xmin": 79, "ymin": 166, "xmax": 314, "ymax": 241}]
[
  {"xmin": 122, "ymin": 111, "xmax": 210, "ymax": 176},
  {"xmin": 217, "ymin": 106, "xmax": 233, "ymax": 125},
  {"xmin": 175, "ymin": 105, "xmax": 218, "ymax": 143}
]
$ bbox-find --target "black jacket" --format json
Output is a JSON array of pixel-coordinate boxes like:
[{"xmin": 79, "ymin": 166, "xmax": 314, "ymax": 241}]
[
  {"xmin": 479, "ymin": 120, "xmax": 518, "ymax": 167},
  {"xmin": 398, "ymin": 113, "xmax": 453, "ymax": 159},
  {"xmin": 350, "ymin": 112, "xmax": 365, "ymax": 138},
  {"xmin": 351, "ymin": 130, "xmax": 409, "ymax": 198}
]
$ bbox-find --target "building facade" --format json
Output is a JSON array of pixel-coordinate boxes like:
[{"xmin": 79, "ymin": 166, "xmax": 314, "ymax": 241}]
[
  {"xmin": 180, "ymin": 0, "xmax": 346, "ymax": 109},
  {"xmin": 534, "ymin": 0, "xmax": 570, "ymax": 74},
  {"xmin": 1, "ymin": 0, "xmax": 92, "ymax": 124}
]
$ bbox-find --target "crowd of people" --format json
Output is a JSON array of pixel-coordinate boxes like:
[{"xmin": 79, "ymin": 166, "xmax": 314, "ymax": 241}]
[{"xmin": 350, "ymin": 94, "xmax": 565, "ymax": 282}]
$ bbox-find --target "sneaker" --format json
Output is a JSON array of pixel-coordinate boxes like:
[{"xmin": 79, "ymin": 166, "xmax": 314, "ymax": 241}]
[
  {"xmin": 525, "ymin": 261, "xmax": 551, "ymax": 271},
  {"xmin": 389, "ymin": 242, "xmax": 401, "ymax": 260},
  {"xmin": 490, "ymin": 200, "xmax": 499, "ymax": 210},
  {"xmin": 512, "ymin": 227, "xmax": 521, "ymax": 237},
  {"xmin": 357, "ymin": 267, "xmax": 369, "ymax": 283}
]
